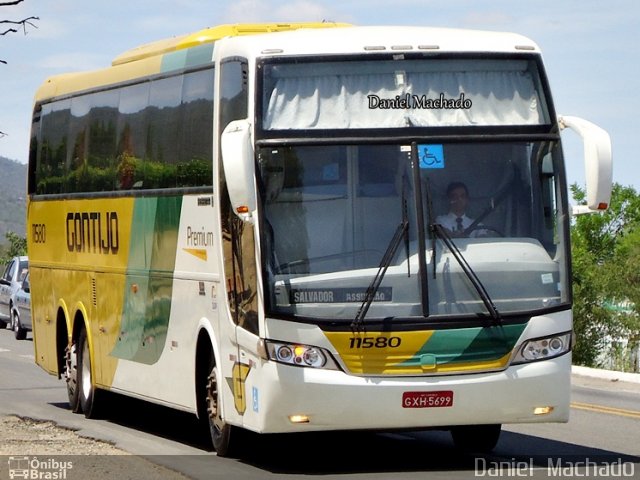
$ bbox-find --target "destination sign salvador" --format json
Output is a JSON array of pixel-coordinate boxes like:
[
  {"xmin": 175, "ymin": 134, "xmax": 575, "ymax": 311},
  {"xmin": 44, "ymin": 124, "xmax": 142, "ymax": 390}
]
[{"xmin": 290, "ymin": 288, "xmax": 392, "ymax": 304}]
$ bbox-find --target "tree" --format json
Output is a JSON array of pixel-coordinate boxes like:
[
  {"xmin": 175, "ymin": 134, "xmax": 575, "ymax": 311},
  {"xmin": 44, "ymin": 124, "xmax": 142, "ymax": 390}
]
[
  {"xmin": 0, "ymin": 231, "xmax": 26, "ymax": 265},
  {"xmin": 1, "ymin": 0, "xmax": 38, "ymax": 65},
  {"xmin": 1, "ymin": 0, "xmax": 38, "ymax": 135},
  {"xmin": 571, "ymin": 183, "xmax": 640, "ymax": 368}
]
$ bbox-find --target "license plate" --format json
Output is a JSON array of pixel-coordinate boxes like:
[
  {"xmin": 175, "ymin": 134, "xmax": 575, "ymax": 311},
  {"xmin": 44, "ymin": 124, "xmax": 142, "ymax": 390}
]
[{"xmin": 402, "ymin": 390, "xmax": 454, "ymax": 408}]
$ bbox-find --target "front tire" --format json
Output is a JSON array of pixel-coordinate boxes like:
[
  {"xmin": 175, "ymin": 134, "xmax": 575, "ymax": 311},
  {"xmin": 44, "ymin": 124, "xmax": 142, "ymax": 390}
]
[
  {"xmin": 8, "ymin": 305, "xmax": 15, "ymax": 331},
  {"xmin": 451, "ymin": 424, "xmax": 502, "ymax": 452},
  {"xmin": 206, "ymin": 366, "xmax": 236, "ymax": 456}
]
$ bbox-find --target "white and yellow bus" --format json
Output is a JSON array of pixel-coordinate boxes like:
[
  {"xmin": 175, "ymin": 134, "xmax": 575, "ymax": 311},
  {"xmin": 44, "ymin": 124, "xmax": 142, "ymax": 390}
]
[{"xmin": 27, "ymin": 23, "xmax": 612, "ymax": 455}]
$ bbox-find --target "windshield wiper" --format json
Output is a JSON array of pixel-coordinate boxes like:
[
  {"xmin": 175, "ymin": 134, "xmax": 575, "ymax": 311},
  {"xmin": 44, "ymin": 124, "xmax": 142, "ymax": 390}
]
[
  {"xmin": 352, "ymin": 180, "xmax": 410, "ymax": 331},
  {"xmin": 431, "ymin": 223, "xmax": 502, "ymax": 323},
  {"xmin": 351, "ymin": 218, "xmax": 409, "ymax": 331}
]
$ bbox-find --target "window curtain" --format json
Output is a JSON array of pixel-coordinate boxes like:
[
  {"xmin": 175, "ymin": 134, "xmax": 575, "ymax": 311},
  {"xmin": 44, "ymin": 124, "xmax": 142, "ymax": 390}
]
[{"xmin": 264, "ymin": 68, "xmax": 543, "ymax": 129}]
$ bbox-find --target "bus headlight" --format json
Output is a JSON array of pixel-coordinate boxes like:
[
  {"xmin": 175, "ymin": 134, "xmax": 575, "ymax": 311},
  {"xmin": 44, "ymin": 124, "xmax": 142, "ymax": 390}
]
[
  {"xmin": 512, "ymin": 332, "xmax": 572, "ymax": 364},
  {"xmin": 265, "ymin": 340, "xmax": 339, "ymax": 370}
]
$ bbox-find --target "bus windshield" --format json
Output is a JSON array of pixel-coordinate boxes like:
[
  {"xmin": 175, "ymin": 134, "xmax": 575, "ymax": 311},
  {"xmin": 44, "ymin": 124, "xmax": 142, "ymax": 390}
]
[
  {"xmin": 258, "ymin": 141, "xmax": 569, "ymax": 321},
  {"xmin": 261, "ymin": 57, "xmax": 550, "ymax": 130}
]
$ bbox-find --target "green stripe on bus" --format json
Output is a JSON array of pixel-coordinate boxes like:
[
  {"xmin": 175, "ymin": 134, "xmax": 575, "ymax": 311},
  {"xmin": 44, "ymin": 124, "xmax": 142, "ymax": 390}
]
[
  {"xmin": 161, "ymin": 44, "xmax": 214, "ymax": 73},
  {"xmin": 110, "ymin": 196, "xmax": 182, "ymax": 365},
  {"xmin": 398, "ymin": 323, "xmax": 527, "ymax": 368}
]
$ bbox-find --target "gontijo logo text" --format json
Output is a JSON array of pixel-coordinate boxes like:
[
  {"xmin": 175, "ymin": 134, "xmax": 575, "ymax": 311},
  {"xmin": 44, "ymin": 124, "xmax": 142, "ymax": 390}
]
[{"xmin": 66, "ymin": 211, "xmax": 119, "ymax": 254}]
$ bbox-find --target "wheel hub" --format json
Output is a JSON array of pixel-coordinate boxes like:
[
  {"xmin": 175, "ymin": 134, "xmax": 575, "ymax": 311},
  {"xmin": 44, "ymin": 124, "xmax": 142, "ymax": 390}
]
[{"xmin": 206, "ymin": 370, "xmax": 225, "ymax": 431}]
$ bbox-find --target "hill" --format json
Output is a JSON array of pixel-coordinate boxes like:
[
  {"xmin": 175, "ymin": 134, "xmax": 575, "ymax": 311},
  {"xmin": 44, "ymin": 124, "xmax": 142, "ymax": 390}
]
[{"xmin": 0, "ymin": 156, "xmax": 27, "ymax": 244}]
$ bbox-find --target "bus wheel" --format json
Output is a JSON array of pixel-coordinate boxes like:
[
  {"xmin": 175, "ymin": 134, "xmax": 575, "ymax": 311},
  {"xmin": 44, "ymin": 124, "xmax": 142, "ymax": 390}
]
[
  {"xmin": 77, "ymin": 328, "xmax": 102, "ymax": 419},
  {"xmin": 65, "ymin": 341, "xmax": 80, "ymax": 413},
  {"xmin": 451, "ymin": 424, "xmax": 502, "ymax": 452},
  {"xmin": 206, "ymin": 367, "xmax": 234, "ymax": 456}
]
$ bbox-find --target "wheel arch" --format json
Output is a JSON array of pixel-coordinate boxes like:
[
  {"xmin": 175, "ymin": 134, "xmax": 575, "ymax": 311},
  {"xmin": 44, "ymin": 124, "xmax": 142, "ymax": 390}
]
[
  {"xmin": 55, "ymin": 300, "xmax": 92, "ymax": 379},
  {"xmin": 55, "ymin": 300, "xmax": 71, "ymax": 378},
  {"xmin": 71, "ymin": 303, "xmax": 92, "ymax": 368}
]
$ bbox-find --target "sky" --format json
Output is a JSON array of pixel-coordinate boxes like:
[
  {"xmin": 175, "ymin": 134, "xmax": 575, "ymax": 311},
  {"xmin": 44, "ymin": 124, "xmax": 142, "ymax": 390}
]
[{"xmin": 0, "ymin": 0, "xmax": 638, "ymax": 195}]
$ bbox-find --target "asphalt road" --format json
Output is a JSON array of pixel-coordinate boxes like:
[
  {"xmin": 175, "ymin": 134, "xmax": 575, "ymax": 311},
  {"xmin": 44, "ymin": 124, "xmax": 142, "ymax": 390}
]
[{"xmin": 1, "ymin": 328, "xmax": 639, "ymax": 480}]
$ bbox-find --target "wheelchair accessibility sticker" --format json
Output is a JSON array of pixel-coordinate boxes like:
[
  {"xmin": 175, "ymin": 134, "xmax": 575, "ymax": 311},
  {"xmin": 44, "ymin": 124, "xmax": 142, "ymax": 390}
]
[{"xmin": 418, "ymin": 144, "xmax": 444, "ymax": 169}]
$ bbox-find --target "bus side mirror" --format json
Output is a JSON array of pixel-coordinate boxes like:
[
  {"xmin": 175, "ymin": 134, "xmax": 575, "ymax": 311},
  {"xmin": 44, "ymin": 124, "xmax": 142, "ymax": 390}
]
[
  {"xmin": 559, "ymin": 115, "xmax": 613, "ymax": 215},
  {"xmin": 221, "ymin": 119, "xmax": 257, "ymax": 223}
]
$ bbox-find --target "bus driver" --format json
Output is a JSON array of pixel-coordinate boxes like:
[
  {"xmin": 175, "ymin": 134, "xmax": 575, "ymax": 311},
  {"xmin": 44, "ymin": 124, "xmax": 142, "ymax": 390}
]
[{"xmin": 435, "ymin": 181, "xmax": 485, "ymax": 238}]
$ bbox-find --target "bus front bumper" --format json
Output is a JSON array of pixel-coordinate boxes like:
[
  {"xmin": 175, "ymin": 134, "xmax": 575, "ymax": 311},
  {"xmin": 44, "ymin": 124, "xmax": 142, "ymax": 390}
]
[{"xmin": 240, "ymin": 353, "xmax": 571, "ymax": 433}]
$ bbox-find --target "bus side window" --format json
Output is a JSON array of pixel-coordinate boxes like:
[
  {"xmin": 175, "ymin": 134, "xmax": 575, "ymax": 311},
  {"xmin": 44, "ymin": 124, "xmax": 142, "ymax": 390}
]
[
  {"xmin": 146, "ymin": 75, "xmax": 183, "ymax": 188},
  {"xmin": 219, "ymin": 58, "xmax": 258, "ymax": 335},
  {"xmin": 179, "ymin": 68, "xmax": 214, "ymax": 186},
  {"xmin": 220, "ymin": 59, "xmax": 248, "ymax": 129},
  {"xmin": 35, "ymin": 99, "xmax": 71, "ymax": 195},
  {"xmin": 117, "ymin": 82, "xmax": 150, "ymax": 190}
]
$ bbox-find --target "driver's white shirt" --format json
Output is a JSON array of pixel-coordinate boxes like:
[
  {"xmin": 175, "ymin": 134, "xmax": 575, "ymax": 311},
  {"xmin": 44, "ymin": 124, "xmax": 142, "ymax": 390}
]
[{"xmin": 434, "ymin": 212, "xmax": 483, "ymax": 237}]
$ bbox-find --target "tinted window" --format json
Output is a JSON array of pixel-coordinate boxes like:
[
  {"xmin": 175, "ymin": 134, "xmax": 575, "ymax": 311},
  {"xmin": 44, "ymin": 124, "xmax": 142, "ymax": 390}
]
[
  {"xmin": 7, "ymin": 261, "xmax": 16, "ymax": 281},
  {"xmin": 31, "ymin": 66, "xmax": 214, "ymax": 195},
  {"xmin": 37, "ymin": 99, "xmax": 71, "ymax": 194},
  {"xmin": 220, "ymin": 60, "xmax": 248, "ymax": 130},
  {"xmin": 2, "ymin": 261, "xmax": 14, "ymax": 281},
  {"xmin": 178, "ymin": 69, "xmax": 214, "ymax": 186}
]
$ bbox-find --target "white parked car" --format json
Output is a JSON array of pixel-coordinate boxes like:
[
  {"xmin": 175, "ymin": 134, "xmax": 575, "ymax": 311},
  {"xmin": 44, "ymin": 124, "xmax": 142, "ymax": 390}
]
[
  {"xmin": 12, "ymin": 272, "xmax": 31, "ymax": 340},
  {"xmin": 0, "ymin": 256, "xmax": 28, "ymax": 330}
]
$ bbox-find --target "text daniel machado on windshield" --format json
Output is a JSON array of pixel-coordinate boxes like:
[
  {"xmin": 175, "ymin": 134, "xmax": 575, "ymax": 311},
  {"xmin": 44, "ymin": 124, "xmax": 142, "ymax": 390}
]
[{"xmin": 368, "ymin": 92, "xmax": 472, "ymax": 109}]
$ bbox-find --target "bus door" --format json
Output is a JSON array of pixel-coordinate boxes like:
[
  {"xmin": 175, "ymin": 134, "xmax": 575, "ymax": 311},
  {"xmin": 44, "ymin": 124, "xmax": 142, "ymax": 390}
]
[
  {"xmin": 221, "ymin": 204, "xmax": 260, "ymax": 427},
  {"xmin": 219, "ymin": 55, "xmax": 259, "ymax": 427}
]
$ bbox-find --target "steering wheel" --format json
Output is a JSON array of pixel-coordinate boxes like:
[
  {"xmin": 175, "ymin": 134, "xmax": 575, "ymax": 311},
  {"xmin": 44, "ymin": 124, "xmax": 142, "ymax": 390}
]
[{"xmin": 466, "ymin": 224, "xmax": 504, "ymax": 237}]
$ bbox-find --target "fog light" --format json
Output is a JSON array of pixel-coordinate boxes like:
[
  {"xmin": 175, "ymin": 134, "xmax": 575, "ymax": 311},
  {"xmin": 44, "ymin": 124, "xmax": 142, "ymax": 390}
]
[
  {"xmin": 533, "ymin": 406, "xmax": 554, "ymax": 415},
  {"xmin": 289, "ymin": 414, "xmax": 310, "ymax": 424}
]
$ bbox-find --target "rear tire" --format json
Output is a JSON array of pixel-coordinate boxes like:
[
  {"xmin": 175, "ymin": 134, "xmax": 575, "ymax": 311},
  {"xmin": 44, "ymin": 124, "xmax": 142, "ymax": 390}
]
[
  {"xmin": 77, "ymin": 328, "xmax": 102, "ymax": 418},
  {"xmin": 65, "ymin": 339, "xmax": 80, "ymax": 412},
  {"xmin": 451, "ymin": 424, "xmax": 502, "ymax": 452}
]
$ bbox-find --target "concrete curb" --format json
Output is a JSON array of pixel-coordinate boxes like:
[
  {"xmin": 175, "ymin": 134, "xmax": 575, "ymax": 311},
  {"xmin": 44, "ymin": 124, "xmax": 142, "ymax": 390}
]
[{"xmin": 572, "ymin": 365, "xmax": 640, "ymax": 384}]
